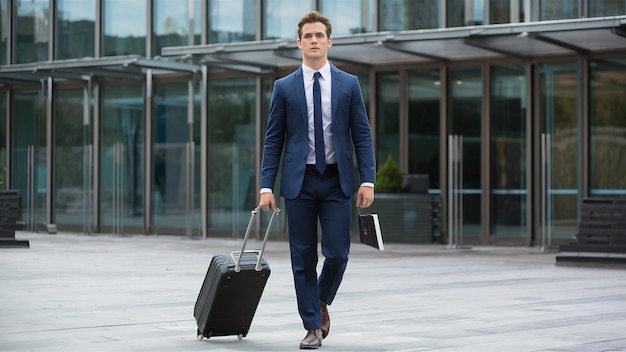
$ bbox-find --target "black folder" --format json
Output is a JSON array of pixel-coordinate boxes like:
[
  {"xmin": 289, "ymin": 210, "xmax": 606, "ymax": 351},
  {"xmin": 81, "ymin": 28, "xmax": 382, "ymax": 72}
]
[{"xmin": 358, "ymin": 211, "xmax": 384, "ymax": 250}]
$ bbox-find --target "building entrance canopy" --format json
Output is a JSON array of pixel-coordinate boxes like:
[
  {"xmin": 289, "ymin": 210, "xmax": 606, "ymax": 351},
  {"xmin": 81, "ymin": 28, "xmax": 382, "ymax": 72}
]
[
  {"xmin": 163, "ymin": 16, "xmax": 626, "ymax": 73},
  {"xmin": 0, "ymin": 56, "xmax": 200, "ymax": 87}
]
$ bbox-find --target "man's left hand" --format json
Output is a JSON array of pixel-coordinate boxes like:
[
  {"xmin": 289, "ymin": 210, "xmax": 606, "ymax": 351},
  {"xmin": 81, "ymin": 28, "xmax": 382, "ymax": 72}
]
[{"xmin": 356, "ymin": 186, "xmax": 374, "ymax": 209}]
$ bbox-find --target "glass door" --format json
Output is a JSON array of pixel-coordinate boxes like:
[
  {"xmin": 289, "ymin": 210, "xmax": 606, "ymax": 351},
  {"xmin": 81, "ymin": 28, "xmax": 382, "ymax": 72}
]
[
  {"xmin": 12, "ymin": 90, "xmax": 47, "ymax": 231},
  {"xmin": 448, "ymin": 67, "xmax": 483, "ymax": 240},
  {"xmin": 152, "ymin": 82, "xmax": 200, "ymax": 235},
  {"xmin": 490, "ymin": 65, "xmax": 527, "ymax": 240},
  {"xmin": 539, "ymin": 62, "xmax": 578, "ymax": 240},
  {"xmin": 100, "ymin": 85, "xmax": 145, "ymax": 234}
]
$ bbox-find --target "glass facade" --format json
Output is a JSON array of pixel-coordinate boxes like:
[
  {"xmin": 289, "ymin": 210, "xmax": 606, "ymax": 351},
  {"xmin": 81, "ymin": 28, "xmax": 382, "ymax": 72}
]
[
  {"xmin": 490, "ymin": 65, "xmax": 527, "ymax": 238},
  {"xmin": 102, "ymin": 0, "xmax": 147, "ymax": 56},
  {"xmin": 56, "ymin": 0, "xmax": 95, "ymax": 59},
  {"xmin": 321, "ymin": 0, "xmax": 374, "ymax": 34},
  {"xmin": 408, "ymin": 69, "xmax": 440, "ymax": 189},
  {"xmin": 264, "ymin": 0, "xmax": 310, "ymax": 40},
  {"xmin": 449, "ymin": 67, "xmax": 483, "ymax": 238},
  {"xmin": 589, "ymin": 0, "xmax": 626, "ymax": 16},
  {"xmin": 152, "ymin": 82, "xmax": 200, "ymax": 234},
  {"xmin": 54, "ymin": 89, "xmax": 90, "ymax": 226},
  {"xmin": 12, "ymin": 90, "xmax": 47, "ymax": 229},
  {"xmin": 540, "ymin": 62, "xmax": 578, "ymax": 239},
  {"xmin": 589, "ymin": 59, "xmax": 626, "ymax": 198},
  {"xmin": 1, "ymin": 0, "xmax": 7, "ymax": 65},
  {"xmin": 0, "ymin": 92, "xmax": 5, "ymax": 186},
  {"xmin": 16, "ymin": 0, "xmax": 50, "ymax": 63},
  {"xmin": 153, "ymin": 0, "xmax": 202, "ymax": 56},
  {"xmin": 207, "ymin": 78, "xmax": 257, "ymax": 234},
  {"xmin": 100, "ymin": 85, "xmax": 145, "ymax": 232},
  {"xmin": 209, "ymin": 0, "xmax": 257, "ymax": 43},
  {"xmin": 1, "ymin": 0, "xmax": 625, "ymax": 246},
  {"xmin": 376, "ymin": 72, "xmax": 400, "ymax": 166},
  {"xmin": 540, "ymin": 0, "xmax": 578, "ymax": 20},
  {"xmin": 448, "ymin": 0, "xmax": 484, "ymax": 27}
]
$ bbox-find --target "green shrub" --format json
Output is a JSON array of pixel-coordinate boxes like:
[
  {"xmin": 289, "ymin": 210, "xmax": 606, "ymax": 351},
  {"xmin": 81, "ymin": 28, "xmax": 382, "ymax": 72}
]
[{"xmin": 375, "ymin": 154, "xmax": 403, "ymax": 193}]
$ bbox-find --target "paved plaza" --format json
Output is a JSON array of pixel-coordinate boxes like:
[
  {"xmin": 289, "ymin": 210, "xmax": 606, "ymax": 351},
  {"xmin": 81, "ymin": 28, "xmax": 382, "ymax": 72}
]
[{"xmin": 1, "ymin": 231, "xmax": 626, "ymax": 352}]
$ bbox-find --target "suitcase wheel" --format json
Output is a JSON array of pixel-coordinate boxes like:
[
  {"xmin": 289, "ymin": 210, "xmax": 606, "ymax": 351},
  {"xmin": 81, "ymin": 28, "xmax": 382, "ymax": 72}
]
[
  {"xmin": 197, "ymin": 329, "xmax": 211, "ymax": 341},
  {"xmin": 238, "ymin": 334, "xmax": 243, "ymax": 340}
]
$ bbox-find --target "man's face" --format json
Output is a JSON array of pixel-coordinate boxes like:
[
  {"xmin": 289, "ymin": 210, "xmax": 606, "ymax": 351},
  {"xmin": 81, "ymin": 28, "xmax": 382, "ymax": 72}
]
[{"xmin": 297, "ymin": 22, "xmax": 332, "ymax": 61}]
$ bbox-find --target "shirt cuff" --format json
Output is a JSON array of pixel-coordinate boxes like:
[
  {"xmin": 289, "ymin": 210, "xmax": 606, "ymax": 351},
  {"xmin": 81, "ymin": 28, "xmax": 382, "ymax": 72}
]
[
  {"xmin": 260, "ymin": 188, "xmax": 273, "ymax": 194},
  {"xmin": 360, "ymin": 182, "xmax": 375, "ymax": 188}
]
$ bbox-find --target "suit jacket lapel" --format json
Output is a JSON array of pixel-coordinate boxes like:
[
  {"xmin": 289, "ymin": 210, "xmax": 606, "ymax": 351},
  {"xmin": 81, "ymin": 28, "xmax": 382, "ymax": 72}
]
[
  {"xmin": 330, "ymin": 64, "xmax": 343, "ymax": 121},
  {"xmin": 291, "ymin": 68, "xmax": 308, "ymax": 125}
]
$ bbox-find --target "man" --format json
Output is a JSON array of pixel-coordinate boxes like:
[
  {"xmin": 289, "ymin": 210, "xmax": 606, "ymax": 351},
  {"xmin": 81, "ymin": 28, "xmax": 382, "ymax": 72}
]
[{"xmin": 258, "ymin": 11, "xmax": 376, "ymax": 350}]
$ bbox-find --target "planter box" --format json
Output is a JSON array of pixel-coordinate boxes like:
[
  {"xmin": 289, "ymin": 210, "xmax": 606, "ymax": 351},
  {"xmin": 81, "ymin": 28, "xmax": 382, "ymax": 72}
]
[
  {"xmin": 367, "ymin": 193, "xmax": 435, "ymax": 244},
  {"xmin": 0, "ymin": 190, "xmax": 29, "ymax": 248}
]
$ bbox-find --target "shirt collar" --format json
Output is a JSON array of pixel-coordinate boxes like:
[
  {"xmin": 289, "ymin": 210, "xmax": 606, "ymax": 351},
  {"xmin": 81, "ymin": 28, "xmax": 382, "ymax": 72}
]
[{"xmin": 302, "ymin": 62, "xmax": 331, "ymax": 81}]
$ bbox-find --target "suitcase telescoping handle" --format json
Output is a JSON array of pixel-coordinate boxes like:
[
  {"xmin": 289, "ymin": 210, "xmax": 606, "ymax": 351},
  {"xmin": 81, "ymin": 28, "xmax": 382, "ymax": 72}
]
[{"xmin": 234, "ymin": 206, "xmax": 280, "ymax": 273}]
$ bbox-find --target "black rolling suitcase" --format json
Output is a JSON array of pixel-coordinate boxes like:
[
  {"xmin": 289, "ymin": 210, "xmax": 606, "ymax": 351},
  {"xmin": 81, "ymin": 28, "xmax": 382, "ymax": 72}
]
[{"xmin": 194, "ymin": 207, "xmax": 280, "ymax": 341}]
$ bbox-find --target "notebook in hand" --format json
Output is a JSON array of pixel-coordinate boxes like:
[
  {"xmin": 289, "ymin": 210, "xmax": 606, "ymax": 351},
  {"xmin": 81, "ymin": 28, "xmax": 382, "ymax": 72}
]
[{"xmin": 358, "ymin": 212, "xmax": 384, "ymax": 250}]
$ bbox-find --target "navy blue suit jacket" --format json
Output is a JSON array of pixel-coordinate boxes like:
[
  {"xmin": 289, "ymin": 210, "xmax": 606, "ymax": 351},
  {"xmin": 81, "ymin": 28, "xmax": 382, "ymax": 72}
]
[{"xmin": 260, "ymin": 64, "xmax": 376, "ymax": 199}]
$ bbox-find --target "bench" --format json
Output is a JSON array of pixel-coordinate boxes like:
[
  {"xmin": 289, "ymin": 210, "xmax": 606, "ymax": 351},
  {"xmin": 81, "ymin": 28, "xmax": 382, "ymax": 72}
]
[{"xmin": 556, "ymin": 198, "xmax": 626, "ymax": 266}]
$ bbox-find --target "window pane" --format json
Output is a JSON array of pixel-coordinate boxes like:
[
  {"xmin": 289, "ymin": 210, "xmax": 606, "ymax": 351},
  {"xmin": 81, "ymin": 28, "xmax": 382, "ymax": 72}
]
[
  {"xmin": 447, "ymin": 0, "xmax": 484, "ymax": 27},
  {"xmin": 57, "ymin": 0, "xmax": 95, "ymax": 59},
  {"xmin": 55, "ymin": 89, "xmax": 90, "ymax": 227},
  {"xmin": 1, "ymin": 0, "xmax": 7, "ymax": 65},
  {"xmin": 449, "ymin": 67, "xmax": 483, "ymax": 237},
  {"xmin": 376, "ymin": 72, "xmax": 400, "ymax": 166},
  {"xmin": 264, "ymin": 0, "xmax": 310, "ymax": 40},
  {"xmin": 154, "ymin": 0, "xmax": 201, "ymax": 56},
  {"xmin": 381, "ymin": 0, "xmax": 441, "ymax": 30},
  {"xmin": 540, "ymin": 62, "xmax": 578, "ymax": 239},
  {"xmin": 100, "ymin": 85, "xmax": 145, "ymax": 231},
  {"xmin": 102, "ymin": 0, "xmax": 146, "ymax": 56},
  {"xmin": 16, "ymin": 0, "xmax": 49, "ymax": 63},
  {"xmin": 210, "ymin": 0, "xmax": 256, "ymax": 43},
  {"xmin": 589, "ymin": 59, "xmax": 626, "ymax": 198},
  {"xmin": 490, "ymin": 0, "xmax": 510, "ymax": 23},
  {"xmin": 208, "ymin": 78, "xmax": 256, "ymax": 233},
  {"xmin": 490, "ymin": 65, "xmax": 527, "ymax": 239},
  {"xmin": 540, "ymin": 0, "xmax": 578, "ymax": 20},
  {"xmin": 320, "ymin": 0, "xmax": 374, "ymax": 34},
  {"xmin": 590, "ymin": 0, "xmax": 626, "ymax": 16},
  {"xmin": 408, "ymin": 69, "xmax": 440, "ymax": 189},
  {"xmin": 0, "ymin": 92, "xmax": 5, "ymax": 185}
]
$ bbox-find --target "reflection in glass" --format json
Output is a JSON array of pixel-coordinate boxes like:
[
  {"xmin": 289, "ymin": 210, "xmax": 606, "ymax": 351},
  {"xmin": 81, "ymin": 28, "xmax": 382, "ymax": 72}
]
[
  {"xmin": 56, "ymin": 0, "xmax": 95, "ymax": 59},
  {"xmin": 408, "ymin": 69, "xmax": 440, "ymax": 189},
  {"xmin": 447, "ymin": 0, "xmax": 484, "ymax": 27},
  {"xmin": 1, "ymin": 0, "xmax": 7, "ymax": 65},
  {"xmin": 490, "ymin": 65, "xmax": 526, "ymax": 238},
  {"xmin": 210, "ymin": 0, "xmax": 256, "ymax": 43},
  {"xmin": 448, "ymin": 67, "xmax": 482, "ymax": 237},
  {"xmin": 208, "ymin": 78, "xmax": 256, "ymax": 234},
  {"xmin": 11, "ymin": 91, "xmax": 47, "ymax": 227},
  {"xmin": 0, "ymin": 92, "xmax": 5, "ymax": 182},
  {"xmin": 16, "ymin": 0, "xmax": 49, "ymax": 63},
  {"xmin": 589, "ymin": 59, "xmax": 626, "ymax": 198},
  {"xmin": 540, "ymin": 0, "xmax": 578, "ymax": 20},
  {"xmin": 320, "ymin": 0, "xmax": 374, "ymax": 34},
  {"xmin": 376, "ymin": 72, "xmax": 400, "ymax": 166},
  {"xmin": 54, "ymin": 89, "xmax": 91, "ymax": 227},
  {"xmin": 100, "ymin": 85, "xmax": 145, "ymax": 231},
  {"xmin": 152, "ymin": 82, "xmax": 200, "ymax": 234},
  {"xmin": 590, "ymin": 0, "xmax": 626, "ymax": 16},
  {"xmin": 379, "ymin": 0, "xmax": 440, "ymax": 30},
  {"xmin": 264, "ymin": 0, "xmax": 310, "ymax": 40},
  {"xmin": 153, "ymin": 0, "xmax": 201, "ymax": 57},
  {"xmin": 540, "ymin": 62, "xmax": 578, "ymax": 239},
  {"xmin": 102, "ymin": 0, "xmax": 146, "ymax": 56}
]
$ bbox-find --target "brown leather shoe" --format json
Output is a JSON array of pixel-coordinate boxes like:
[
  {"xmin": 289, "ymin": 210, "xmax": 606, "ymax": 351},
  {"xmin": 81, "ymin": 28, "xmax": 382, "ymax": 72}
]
[
  {"xmin": 320, "ymin": 302, "xmax": 330, "ymax": 339},
  {"xmin": 299, "ymin": 329, "xmax": 322, "ymax": 349}
]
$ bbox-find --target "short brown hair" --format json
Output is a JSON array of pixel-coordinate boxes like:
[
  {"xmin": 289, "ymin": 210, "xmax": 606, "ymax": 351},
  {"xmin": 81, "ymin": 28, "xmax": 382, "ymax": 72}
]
[{"xmin": 297, "ymin": 11, "xmax": 332, "ymax": 39}]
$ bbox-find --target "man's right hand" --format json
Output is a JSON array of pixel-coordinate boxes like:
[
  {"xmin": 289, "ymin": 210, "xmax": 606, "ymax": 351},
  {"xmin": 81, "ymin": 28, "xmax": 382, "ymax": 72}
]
[{"xmin": 259, "ymin": 192, "xmax": 277, "ymax": 211}]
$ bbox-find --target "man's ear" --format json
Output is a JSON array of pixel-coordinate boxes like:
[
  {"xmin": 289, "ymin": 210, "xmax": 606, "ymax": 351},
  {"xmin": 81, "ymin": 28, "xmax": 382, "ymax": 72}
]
[
  {"xmin": 297, "ymin": 38, "xmax": 302, "ymax": 49},
  {"xmin": 328, "ymin": 37, "xmax": 333, "ymax": 47}
]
